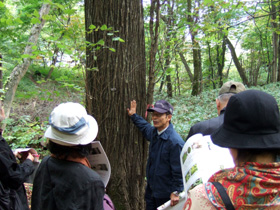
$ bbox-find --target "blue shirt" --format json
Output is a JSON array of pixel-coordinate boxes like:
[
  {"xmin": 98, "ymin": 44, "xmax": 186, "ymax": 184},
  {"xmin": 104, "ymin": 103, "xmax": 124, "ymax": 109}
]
[{"xmin": 130, "ymin": 114, "xmax": 185, "ymax": 198}]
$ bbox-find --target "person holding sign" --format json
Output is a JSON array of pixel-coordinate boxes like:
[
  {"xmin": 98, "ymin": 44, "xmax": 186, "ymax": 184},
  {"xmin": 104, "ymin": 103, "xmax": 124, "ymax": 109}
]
[
  {"xmin": 127, "ymin": 100, "xmax": 184, "ymax": 210},
  {"xmin": 31, "ymin": 102, "xmax": 105, "ymax": 210},
  {"xmin": 184, "ymin": 90, "xmax": 280, "ymax": 210}
]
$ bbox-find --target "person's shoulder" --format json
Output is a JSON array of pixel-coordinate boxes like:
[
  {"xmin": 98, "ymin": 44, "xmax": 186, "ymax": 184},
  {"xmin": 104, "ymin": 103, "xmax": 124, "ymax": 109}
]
[
  {"xmin": 189, "ymin": 116, "xmax": 221, "ymax": 135},
  {"xmin": 167, "ymin": 125, "xmax": 184, "ymax": 144}
]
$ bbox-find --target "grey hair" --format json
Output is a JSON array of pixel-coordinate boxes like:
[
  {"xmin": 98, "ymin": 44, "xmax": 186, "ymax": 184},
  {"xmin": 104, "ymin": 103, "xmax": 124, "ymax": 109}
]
[{"xmin": 217, "ymin": 93, "xmax": 235, "ymax": 104}]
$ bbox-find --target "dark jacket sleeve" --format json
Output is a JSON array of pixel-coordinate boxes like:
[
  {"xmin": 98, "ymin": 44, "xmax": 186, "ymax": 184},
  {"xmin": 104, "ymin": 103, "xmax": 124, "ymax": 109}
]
[
  {"xmin": 130, "ymin": 114, "xmax": 154, "ymax": 141},
  {"xmin": 170, "ymin": 140, "xmax": 184, "ymax": 192},
  {"xmin": 0, "ymin": 137, "xmax": 34, "ymax": 189}
]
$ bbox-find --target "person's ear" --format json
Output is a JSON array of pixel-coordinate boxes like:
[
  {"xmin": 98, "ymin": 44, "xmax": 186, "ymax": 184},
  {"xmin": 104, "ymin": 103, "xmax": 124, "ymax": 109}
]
[
  {"xmin": 167, "ymin": 114, "xmax": 172, "ymax": 122},
  {"xmin": 216, "ymin": 98, "xmax": 221, "ymax": 115}
]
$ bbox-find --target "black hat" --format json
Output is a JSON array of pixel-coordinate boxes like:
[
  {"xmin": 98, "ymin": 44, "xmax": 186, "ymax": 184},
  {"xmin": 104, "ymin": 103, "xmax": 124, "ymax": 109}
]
[
  {"xmin": 147, "ymin": 100, "xmax": 173, "ymax": 115},
  {"xmin": 211, "ymin": 90, "xmax": 280, "ymax": 149}
]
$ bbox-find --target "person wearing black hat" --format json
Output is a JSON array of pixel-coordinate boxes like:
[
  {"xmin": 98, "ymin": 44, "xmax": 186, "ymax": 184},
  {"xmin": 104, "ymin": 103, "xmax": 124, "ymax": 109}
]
[
  {"xmin": 183, "ymin": 90, "xmax": 280, "ymax": 210},
  {"xmin": 186, "ymin": 81, "xmax": 245, "ymax": 140},
  {"xmin": 127, "ymin": 100, "xmax": 185, "ymax": 210}
]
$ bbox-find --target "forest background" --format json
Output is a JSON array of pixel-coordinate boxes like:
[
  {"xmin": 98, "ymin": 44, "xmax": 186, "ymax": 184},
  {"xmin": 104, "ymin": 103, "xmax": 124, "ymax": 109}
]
[{"xmin": 1, "ymin": 0, "xmax": 280, "ymax": 209}]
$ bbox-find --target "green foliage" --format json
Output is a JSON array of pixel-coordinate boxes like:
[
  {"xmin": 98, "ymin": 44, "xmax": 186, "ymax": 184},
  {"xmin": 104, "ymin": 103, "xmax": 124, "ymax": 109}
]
[
  {"xmin": 4, "ymin": 115, "xmax": 47, "ymax": 151},
  {"xmin": 160, "ymin": 82, "xmax": 280, "ymax": 140}
]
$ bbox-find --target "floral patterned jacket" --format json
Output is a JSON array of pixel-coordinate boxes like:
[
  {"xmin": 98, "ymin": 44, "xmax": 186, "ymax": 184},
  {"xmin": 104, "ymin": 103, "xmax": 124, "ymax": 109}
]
[{"xmin": 184, "ymin": 162, "xmax": 280, "ymax": 210}]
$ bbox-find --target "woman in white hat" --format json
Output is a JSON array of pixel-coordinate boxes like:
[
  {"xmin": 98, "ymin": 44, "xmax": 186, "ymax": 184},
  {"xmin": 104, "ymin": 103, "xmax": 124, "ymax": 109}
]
[
  {"xmin": 184, "ymin": 90, "xmax": 280, "ymax": 210},
  {"xmin": 31, "ymin": 102, "xmax": 105, "ymax": 210}
]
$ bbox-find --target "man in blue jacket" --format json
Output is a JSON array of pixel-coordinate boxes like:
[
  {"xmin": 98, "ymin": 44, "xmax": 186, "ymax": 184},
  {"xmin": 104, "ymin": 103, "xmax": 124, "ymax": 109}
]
[{"xmin": 127, "ymin": 100, "xmax": 184, "ymax": 210}]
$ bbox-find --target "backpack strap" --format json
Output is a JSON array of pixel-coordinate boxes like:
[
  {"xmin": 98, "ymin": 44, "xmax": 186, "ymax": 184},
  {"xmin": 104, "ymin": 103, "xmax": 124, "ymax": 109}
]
[{"xmin": 212, "ymin": 182, "xmax": 235, "ymax": 210}]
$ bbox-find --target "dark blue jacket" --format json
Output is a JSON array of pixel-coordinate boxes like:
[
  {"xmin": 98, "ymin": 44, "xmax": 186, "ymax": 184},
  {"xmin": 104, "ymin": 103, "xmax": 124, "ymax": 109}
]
[{"xmin": 131, "ymin": 114, "xmax": 184, "ymax": 198}]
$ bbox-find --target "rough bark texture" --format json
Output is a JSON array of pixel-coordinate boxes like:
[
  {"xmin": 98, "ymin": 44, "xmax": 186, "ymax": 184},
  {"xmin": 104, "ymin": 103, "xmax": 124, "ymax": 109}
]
[
  {"xmin": 84, "ymin": 1, "xmax": 147, "ymax": 209},
  {"xmin": 3, "ymin": 3, "xmax": 51, "ymax": 119}
]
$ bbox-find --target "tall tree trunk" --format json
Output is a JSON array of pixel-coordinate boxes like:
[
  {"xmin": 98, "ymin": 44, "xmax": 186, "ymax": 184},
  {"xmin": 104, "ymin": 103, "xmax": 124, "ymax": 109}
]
[
  {"xmin": 0, "ymin": 54, "xmax": 2, "ymax": 90},
  {"xmin": 178, "ymin": 52, "xmax": 193, "ymax": 82},
  {"xmin": 225, "ymin": 36, "xmax": 249, "ymax": 86},
  {"xmin": 187, "ymin": 0, "xmax": 202, "ymax": 96},
  {"xmin": 271, "ymin": 0, "xmax": 278, "ymax": 82},
  {"xmin": 84, "ymin": 1, "xmax": 147, "ymax": 209},
  {"xmin": 216, "ymin": 36, "xmax": 226, "ymax": 87},
  {"xmin": 3, "ymin": 3, "xmax": 51, "ymax": 119},
  {"xmin": 277, "ymin": 35, "xmax": 280, "ymax": 81},
  {"xmin": 164, "ymin": 0, "xmax": 174, "ymax": 98},
  {"xmin": 147, "ymin": 0, "xmax": 160, "ymax": 109}
]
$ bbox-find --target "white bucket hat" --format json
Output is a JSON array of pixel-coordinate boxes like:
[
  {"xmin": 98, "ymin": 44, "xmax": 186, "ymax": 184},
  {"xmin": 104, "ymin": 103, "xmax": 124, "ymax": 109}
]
[{"xmin": 44, "ymin": 102, "xmax": 98, "ymax": 146}]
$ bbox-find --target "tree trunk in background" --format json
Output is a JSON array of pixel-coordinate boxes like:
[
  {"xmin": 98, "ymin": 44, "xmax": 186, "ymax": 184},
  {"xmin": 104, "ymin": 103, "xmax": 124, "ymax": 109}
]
[
  {"xmin": 84, "ymin": 1, "xmax": 147, "ymax": 209},
  {"xmin": 0, "ymin": 54, "xmax": 2, "ymax": 89},
  {"xmin": 277, "ymin": 36, "xmax": 280, "ymax": 81},
  {"xmin": 271, "ymin": 0, "xmax": 278, "ymax": 82},
  {"xmin": 164, "ymin": 0, "xmax": 174, "ymax": 98},
  {"xmin": 179, "ymin": 52, "xmax": 193, "ymax": 82},
  {"xmin": 3, "ymin": 3, "xmax": 51, "ymax": 120},
  {"xmin": 147, "ymin": 0, "xmax": 160, "ymax": 109},
  {"xmin": 187, "ymin": 0, "xmax": 202, "ymax": 96},
  {"xmin": 216, "ymin": 36, "xmax": 226, "ymax": 87},
  {"xmin": 225, "ymin": 37, "xmax": 249, "ymax": 86}
]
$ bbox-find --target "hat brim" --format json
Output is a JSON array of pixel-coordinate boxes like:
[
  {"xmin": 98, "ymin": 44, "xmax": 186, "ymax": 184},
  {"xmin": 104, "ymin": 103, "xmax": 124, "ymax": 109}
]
[
  {"xmin": 211, "ymin": 125, "xmax": 280, "ymax": 149},
  {"xmin": 147, "ymin": 107, "xmax": 169, "ymax": 114},
  {"xmin": 44, "ymin": 115, "xmax": 98, "ymax": 146}
]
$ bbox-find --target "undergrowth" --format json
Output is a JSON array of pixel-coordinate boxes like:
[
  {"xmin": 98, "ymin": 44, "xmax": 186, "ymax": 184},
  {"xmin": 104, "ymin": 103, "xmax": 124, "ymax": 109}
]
[{"xmin": 5, "ymin": 64, "xmax": 280, "ymax": 153}]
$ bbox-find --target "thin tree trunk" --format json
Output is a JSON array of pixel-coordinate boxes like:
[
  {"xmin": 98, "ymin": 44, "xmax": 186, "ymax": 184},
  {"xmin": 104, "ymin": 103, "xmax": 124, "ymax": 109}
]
[
  {"xmin": 0, "ymin": 54, "xmax": 2, "ymax": 90},
  {"xmin": 178, "ymin": 52, "xmax": 193, "ymax": 82},
  {"xmin": 3, "ymin": 3, "xmax": 51, "ymax": 120},
  {"xmin": 271, "ymin": 0, "xmax": 278, "ymax": 82},
  {"xmin": 225, "ymin": 36, "xmax": 249, "ymax": 86}
]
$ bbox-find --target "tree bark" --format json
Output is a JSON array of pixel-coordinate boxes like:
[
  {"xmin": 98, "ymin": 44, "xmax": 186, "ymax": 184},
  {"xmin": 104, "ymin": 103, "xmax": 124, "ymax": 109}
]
[
  {"xmin": 0, "ymin": 54, "xmax": 2, "ymax": 90},
  {"xmin": 147, "ymin": 0, "xmax": 160, "ymax": 109},
  {"xmin": 225, "ymin": 36, "xmax": 249, "ymax": 86},
  {"xmin": 179, "ymin": 52, "xmax": 193, "ymax": 82},
  {"xmin": 271, "ymin": 0, "xmax": 278, "ymax": 82},
  {"xmin": 84, "ymin": 1, "xmax": 147, "ymax": 209},
  {"xmin": 3, "ymin": 3, "xmax": 51, "ymax": 119},
  {"xmin": 187, "ymin": 0, "xmax": 202, "ymax": 96}
]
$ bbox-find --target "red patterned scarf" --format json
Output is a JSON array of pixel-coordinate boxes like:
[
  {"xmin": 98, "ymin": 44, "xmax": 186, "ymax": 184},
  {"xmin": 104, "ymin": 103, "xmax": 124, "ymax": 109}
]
[{"xmin": 207, "ymin": 162, "xmax": 280, "ymax": 209}]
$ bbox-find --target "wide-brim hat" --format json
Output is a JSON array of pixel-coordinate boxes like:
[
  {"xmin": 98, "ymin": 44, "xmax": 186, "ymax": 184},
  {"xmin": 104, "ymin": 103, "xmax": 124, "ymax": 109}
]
[
  {"xmin": 44, "ymin": 102, "xmax": 98, "ymax": 146},
  {"xmin": 211, "ymin": 90, "xmax": 280, "ymax": 149}
]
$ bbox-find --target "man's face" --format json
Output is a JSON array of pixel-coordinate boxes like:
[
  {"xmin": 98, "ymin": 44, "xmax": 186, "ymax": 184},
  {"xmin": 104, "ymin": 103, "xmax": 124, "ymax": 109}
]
[{"xmin": 151, "ymin": 111, "xmax": 171, "ymax": 131}]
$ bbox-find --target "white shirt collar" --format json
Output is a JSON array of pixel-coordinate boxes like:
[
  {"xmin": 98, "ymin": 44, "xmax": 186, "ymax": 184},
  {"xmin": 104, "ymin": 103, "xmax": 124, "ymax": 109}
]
[{"xmin": 157, "ymin": 125, "xmax": 169, "ymax": 135}]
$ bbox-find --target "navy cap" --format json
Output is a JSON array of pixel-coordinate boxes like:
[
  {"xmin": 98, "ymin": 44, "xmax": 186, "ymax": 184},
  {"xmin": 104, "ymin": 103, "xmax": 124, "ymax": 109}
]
[{"xmin": 147, "ymin": 100, "xmax": 173, "ymax": 115}]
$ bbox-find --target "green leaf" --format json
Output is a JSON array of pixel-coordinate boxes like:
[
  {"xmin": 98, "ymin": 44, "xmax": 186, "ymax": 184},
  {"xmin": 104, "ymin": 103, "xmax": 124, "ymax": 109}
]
[
  {"xmin": 89, "ymin": 24, "xmax": 96, "ymax": 30},
  {"xmin": 100, "ymin": 25, "xmax": 108, "ymax": 30},
  {"xmin": 96, "ymin": 39, "xmax": 105, "ymax": 45},
  {"xmin": 109, "ymin": 48, "xmax": 116, "ymax": 52},
  {"xmin": 21, "ymin": 54, "xmax": 31, "ymax": 59},
  {"xmin": 0, "ymin": 2, "xmax": 4, "ymax": 7},
  {"xmin": 31, "ymin": 18, "xmax": 41, "ymax": 24}
]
